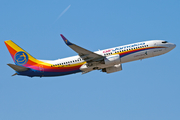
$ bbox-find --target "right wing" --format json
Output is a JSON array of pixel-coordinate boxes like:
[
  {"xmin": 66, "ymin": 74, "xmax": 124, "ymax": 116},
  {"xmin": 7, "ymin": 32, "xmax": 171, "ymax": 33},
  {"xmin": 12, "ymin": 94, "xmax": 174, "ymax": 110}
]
[{"xmin": 60, "ymin": 34, "xmax": 104, "ymax": 62}]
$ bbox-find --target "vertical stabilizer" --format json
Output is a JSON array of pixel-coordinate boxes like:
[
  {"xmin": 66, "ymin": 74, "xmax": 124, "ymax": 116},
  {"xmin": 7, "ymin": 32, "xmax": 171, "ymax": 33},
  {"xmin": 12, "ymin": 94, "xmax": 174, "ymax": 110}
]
[{"xmin": 4, "ymin": 40, "xmax": 39, "ymax": 67}]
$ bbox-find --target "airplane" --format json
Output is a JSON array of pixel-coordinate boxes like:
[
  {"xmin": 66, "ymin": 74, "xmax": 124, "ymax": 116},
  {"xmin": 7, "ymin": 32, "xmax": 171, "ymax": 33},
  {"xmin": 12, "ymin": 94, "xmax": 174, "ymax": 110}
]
[{"xmin": 4, "ymin": 34, "xmax": 176, "ymax": 77}]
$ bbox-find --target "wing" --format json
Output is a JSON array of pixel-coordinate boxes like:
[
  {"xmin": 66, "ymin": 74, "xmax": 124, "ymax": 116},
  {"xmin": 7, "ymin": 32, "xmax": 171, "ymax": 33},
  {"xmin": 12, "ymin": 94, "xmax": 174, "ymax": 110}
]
[{"xmin": 60, "ymin": 34, "xmax": 104, "ymax": 62}]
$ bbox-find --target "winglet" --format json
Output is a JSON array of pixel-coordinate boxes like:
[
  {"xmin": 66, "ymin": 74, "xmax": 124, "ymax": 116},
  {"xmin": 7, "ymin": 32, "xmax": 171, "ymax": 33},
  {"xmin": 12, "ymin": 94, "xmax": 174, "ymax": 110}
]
[{"xmin": 60, "ymin": 34, "xmax": 73, "ymax": 45}]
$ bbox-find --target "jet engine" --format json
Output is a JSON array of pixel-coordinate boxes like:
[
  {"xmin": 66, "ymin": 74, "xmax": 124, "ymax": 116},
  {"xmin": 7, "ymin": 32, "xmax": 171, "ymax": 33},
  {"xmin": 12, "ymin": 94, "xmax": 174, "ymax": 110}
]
[
  {"xmin": 104, "ymin": 54, "xmax": 121, "ymax": 65},
  {"xmin": 102, "ymin": 64, "xmax": 122, "ymax": 73}
]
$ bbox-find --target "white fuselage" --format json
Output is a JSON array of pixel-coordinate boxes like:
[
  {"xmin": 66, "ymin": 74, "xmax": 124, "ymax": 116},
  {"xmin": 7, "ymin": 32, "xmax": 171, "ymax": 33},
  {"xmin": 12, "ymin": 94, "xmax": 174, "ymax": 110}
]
[{"xmin": 41, "ymin": 40, "xmax": 175, "ymax": 72}]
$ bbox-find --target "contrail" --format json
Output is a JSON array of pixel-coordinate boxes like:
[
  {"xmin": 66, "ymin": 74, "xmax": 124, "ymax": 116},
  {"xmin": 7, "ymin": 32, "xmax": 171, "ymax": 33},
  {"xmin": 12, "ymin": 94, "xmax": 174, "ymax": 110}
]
[{"xmin": 54, "ymin": 5, "xmax": 71, "ymax": 23}]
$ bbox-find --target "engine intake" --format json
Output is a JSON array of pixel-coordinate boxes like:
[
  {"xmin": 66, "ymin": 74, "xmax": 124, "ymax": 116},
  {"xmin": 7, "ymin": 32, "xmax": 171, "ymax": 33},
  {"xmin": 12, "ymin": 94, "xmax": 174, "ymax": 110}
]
[
  {"xmin": 104, "ymin": 54, "xmax": 121, "ymax": 65},
  {"xmin": 102, "ymin": 64, "xmax": 122, "ymax": 73}
]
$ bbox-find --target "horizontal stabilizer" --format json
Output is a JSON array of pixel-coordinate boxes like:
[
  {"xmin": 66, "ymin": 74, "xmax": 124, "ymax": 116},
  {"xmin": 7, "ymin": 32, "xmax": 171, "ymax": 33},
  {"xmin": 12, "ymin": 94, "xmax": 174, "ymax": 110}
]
[
  {"xmin": 7, "ymin": 64, "xmax": 29, "ymax": 72},
  {"xmin": 12, "ymin": 73, "xmax": 18, "ymax": 76}
]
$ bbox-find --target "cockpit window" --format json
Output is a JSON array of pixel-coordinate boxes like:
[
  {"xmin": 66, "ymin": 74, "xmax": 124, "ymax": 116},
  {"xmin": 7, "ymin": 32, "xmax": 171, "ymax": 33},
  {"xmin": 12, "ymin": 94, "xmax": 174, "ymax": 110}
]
[{"xmin": 162, "ymin": 41, "xmax": 168, "ymax": 43}]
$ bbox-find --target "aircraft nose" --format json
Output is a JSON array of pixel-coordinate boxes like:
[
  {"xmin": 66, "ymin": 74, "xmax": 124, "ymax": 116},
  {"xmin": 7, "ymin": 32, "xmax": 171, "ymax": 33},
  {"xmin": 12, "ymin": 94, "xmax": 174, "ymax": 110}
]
[
  {"xmin": 173, "ymin": 44, "xmax": 176, "ymax": 49},
  {"xmin": 171, "ymin": 43, "xmax": 176, "ymax": 49},
  {"xmin": 168, "ymin": 43, "xmax": 176, "ymax": 51}
]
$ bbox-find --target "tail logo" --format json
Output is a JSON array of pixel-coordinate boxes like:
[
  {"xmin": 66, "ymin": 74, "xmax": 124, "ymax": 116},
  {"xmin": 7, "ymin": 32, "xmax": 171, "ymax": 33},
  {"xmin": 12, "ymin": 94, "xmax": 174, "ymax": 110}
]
[{"xmin": 14, "ymin": 51, "xmax": 28, "ymax": 65}]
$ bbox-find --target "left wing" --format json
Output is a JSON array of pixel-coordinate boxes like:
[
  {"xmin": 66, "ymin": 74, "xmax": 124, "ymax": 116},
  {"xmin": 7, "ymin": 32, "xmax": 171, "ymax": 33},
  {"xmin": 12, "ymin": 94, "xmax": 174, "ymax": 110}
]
[{"xmin": 60, "ymin": 34, "xmax": 104, "ymax": 62}]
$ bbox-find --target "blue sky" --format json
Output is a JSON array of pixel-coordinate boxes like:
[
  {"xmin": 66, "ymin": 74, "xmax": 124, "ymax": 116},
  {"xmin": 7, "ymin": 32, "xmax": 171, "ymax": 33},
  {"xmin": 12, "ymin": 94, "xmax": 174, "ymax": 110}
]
[{"xmin": 0, "ymin": 0, "xmax": 180, "ymax": 120}]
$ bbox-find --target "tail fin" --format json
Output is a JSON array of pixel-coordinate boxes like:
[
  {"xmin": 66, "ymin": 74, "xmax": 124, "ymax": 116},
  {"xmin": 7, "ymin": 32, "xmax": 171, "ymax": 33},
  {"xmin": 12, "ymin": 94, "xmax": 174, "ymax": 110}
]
[{"xmin": 4, "ymin": 40, "xmax": 38, "ymax": 67}]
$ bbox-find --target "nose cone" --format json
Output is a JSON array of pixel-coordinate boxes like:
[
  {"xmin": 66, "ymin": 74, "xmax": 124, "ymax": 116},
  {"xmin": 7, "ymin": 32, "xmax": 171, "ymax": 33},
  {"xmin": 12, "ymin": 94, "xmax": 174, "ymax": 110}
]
[
  {"xmin": 172, "ymin": 44, "xmax": 176, "ymax": 49},
  {"xmin": 170, "ymin": 43, "xmax": 176, "ymax": 50},
  {"xmin": 167, "ymin": 43, "xmax": 176, "ymax": 52}
]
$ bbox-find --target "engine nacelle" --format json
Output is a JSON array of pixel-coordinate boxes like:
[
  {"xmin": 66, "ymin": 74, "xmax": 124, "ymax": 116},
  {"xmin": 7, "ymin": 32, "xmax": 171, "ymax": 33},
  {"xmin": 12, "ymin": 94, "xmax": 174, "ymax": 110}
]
[
  {"xmin": 102, "ymin": 64, "xmax": 122, "ymax": 73},
  {"xmin": 80, "ymin": 64, "xmax": 92, "ymax": 71},
  {"xmin": 104, "ymin": 54, "xmax": 121, "ymax": 65}
]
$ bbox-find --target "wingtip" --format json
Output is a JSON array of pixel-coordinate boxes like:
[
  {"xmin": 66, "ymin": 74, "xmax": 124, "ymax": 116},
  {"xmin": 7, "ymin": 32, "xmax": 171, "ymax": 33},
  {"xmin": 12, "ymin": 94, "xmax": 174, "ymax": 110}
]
[
  {"xmin": 60, "ymin": 34, "xmax": 65, "ymax": 38},
  {"xmin": 60, "ymin": 34, "xmax": 73, "ymax": 45},
  {"xmin": 60, "ymin": 34, "xmax": 67, "ymax": 41}
]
